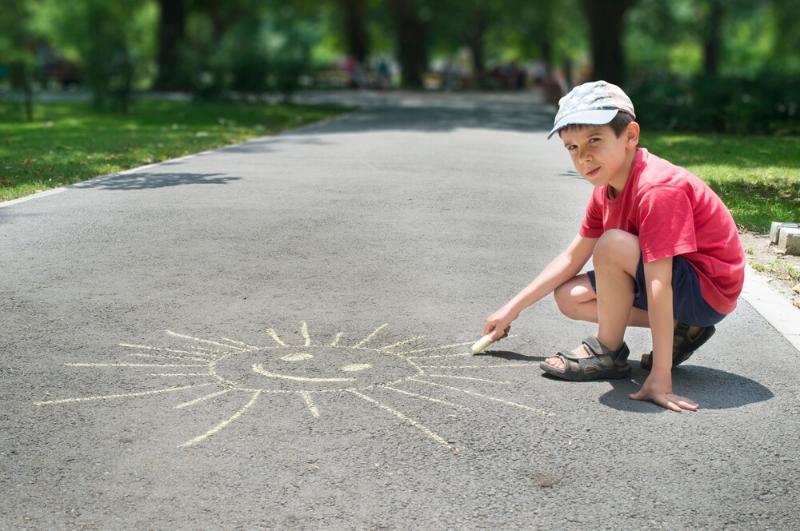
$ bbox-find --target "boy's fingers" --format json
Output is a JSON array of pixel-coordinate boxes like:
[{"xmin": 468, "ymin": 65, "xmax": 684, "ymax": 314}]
[
  {"xmin": 628, "ymin": 389, "xmax": 647, "ymax": 401},
  {"xmin": 663, "ymin": 399, "xmax": 683, "ymax": 413},
  {"xmin": 673, "ymin": 396, "xmax": 699, "ymax": 411}
]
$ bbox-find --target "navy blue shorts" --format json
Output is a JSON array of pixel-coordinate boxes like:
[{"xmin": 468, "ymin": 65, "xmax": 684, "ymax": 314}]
[{"xmin": 586, "ymin": 256, "xmax": 725, "ymax": 327}]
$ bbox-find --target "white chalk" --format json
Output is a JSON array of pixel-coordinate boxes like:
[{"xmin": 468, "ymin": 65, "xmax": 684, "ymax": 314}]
[{"xmin": 470, "ymin": 334, "xmax": 494, "ymax": 355}]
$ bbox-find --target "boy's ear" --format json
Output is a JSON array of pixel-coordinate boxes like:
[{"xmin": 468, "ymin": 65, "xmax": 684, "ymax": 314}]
[{"xmin": 625, "ymin": 121, "xmax": 640, "ymax": 149}]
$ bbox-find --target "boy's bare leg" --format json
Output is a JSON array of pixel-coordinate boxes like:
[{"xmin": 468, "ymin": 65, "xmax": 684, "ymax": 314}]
[
  {"xmin": 554, "ymin": 275, "xmax": 650, "ymax": 327},
  {"xmin": 545, "ymin": 229, "xmax": 643, "ymax": 370}
]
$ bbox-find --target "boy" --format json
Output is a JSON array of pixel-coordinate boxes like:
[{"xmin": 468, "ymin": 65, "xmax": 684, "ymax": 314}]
[{"xmin": 483, "ymin": 81, "xmax": 744, "ymax": 412}]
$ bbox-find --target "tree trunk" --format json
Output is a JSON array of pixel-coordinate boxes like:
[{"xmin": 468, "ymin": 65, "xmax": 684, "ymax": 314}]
[
  {"xmin": 343, "ymin": 0, "xmax": 368, "ymax": 64},
  {"xmin": 24, "ymin": 88, "xmax": 33, "ymax": 121},
  {"xmin": 466, "ymin": 8, "xmax": 487, "ymax": 88},
  {"xmin": 582, "ymin": 0, "xmax": 634, "ymax": 85},
  {"xmin": 154, "ymin": 0, "xmax": 186, "ymax": 90},
  {"xmin": 388, "ymin": 0, "xmax": 429, "ymax": 88},
  {"xmin": 703, "ymin": 0, "xmax": 723, "ymax": 77}
]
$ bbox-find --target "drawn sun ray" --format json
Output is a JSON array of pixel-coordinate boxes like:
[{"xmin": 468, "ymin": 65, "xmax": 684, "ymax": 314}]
[
  {"xmin": 175, "ymin": 388, "xmax": 232, "ymax": 410},
  {"xmin": 301, "ymin": 391, "xmax": 320, "ymax": 417},
  {"xmin": 377, "ymin": 336, "xmax": 427, "ymax": 351},
  {"xmin": 34, "ymin": 383, "xmax": 216, "ymax": 406},
  {"xmin": 380, "ymin": 385, "xmax": 471, "ymax": 410},
  {"xmin": 409, "ymin": 378, "xmax": 554, "ymax": 417},
  {"xmin": 300, "ymin": 321, "xmax": 312, "ymax": 346},
  {"xmin": 330, "ymin": 332, "xmax": 344, "ymax": 347},
  {"xmin": 426, "ymin": 374, "xmax": 511, "ymax": 384},
  {"xmin": 179, "ymin": 390, "xmax": 262, "ymax": 448},
  {"xmin": 406, "ymin": 351, "xmax": 472, "ymax": 360},
  {"xmin": 127, "ymin": 351, "xmax": 214, "ymax": 364},
  {"xmin": 166, "ymin": 330, "xmax": 247, "ymax": 352},
  {"xmin": 348, "ymin": 389, "xmax": 451, "ymax": 448},
  {"xmin": 119, "ymin": 343, "xmax": 218, "ymax": 360},
  {"xmin": 264, "ymin": 328, "xmax": 289, "ymax": 347},
  {"xmin": 36, "ymin": 323, "xmax": 554, "ymax": 449},
  {"xmin": 147, "ymin": 372, "xmax": 214, "ymax": 377},
  {"xmin": 392, "ymin": 341, "xmax": 474, "ymax": 356},
  {"xmin": 188, "ymin": 346, "xmax": 217, "ymax": 353},
  {"xmin": 352, "ymin": 323, "xmax": 388, "ymax": 348},
  {"xmin": 219, "ymin": 337, "xmax": 261, "ymax": 350},
  {"xmin": 65, "ymin": 362, "xmax": 209, "ymax": 368}
]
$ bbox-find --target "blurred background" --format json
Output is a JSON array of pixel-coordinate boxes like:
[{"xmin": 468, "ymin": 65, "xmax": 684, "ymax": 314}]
[{"xmin": 0, "ymin": 0, "xmax": 798, "ymax": 133}]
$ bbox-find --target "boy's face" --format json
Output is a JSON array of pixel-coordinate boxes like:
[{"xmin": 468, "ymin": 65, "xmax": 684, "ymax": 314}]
[{"xmin": 559, "ymin": 122, "xmax": 639, "ymax": 189}]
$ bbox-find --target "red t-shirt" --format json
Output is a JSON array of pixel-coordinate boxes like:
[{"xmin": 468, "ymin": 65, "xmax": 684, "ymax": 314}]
[{"xmin": 579, "ymin": 148, "xmax": 744, "ymax": 314}]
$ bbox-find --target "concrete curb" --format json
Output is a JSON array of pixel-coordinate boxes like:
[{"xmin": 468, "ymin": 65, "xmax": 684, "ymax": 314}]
[{"xmin": 740, "ymin": 265, "xmax": 800, "ymax": 353}]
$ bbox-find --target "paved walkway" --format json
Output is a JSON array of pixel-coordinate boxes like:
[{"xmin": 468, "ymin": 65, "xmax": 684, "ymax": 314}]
[{"xmin": 1, "ymin": 92, "xmax": 798, "ymax": 529}]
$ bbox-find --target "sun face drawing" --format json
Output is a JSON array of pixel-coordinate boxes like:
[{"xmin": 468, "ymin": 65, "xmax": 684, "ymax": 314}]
[{"xmin": 35, "ymin": 322, "xmax": 553, "ymax": 450}]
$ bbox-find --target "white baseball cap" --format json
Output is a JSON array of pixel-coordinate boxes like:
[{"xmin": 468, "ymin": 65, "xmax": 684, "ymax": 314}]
[{"xmin": 547, "ymin": 80, "xmax": 636, "ymax": 139}]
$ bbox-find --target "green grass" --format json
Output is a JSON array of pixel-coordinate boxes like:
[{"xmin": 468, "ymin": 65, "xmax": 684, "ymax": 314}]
[
  {"xmin": 0, "ymin": 99, "xmax": 347, "ymax": 201},
  {"xmin": 641, "ymin": 133, "xmax": 800, "ymax": 232}
]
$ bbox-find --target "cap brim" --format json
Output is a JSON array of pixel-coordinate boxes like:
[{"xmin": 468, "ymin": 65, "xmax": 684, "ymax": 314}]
[{"xmin": 547, "ymin": 109, "xmax": 620, "ymax": 139}]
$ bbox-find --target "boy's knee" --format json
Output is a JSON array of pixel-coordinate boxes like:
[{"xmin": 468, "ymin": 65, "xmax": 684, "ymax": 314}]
[
  {"xmin": 594, "ymin": 229, "xmax": 640, "ymax": 264},
  {"xmin": 554, "ymin": 281, "xmax": 580, "ymax": 319}
]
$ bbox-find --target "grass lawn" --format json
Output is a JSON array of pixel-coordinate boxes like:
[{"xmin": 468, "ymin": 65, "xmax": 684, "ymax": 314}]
[
  {"xmin": 642, "ymin": 133, "xmax": 800, "ymax": 232},
  {"xmin": 0, "ymin": 99, "xmax": 347, "ymax": 202}
]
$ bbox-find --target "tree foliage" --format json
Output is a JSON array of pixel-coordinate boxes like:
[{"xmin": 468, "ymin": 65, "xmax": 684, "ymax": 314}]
[
  {"xmin": 5, "ymin": 0, "xmax": 797, "ymax": 131},
  {"xmin": 0, "ymin": 0, "xmax": 38, "ymax": 119}
]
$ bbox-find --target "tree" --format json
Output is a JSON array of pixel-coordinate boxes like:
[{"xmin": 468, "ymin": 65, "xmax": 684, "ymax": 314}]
[
  {"xmin": 464, "ymin": 4, "xmax": 489, "ymax": 87},
  {"xmin": 387, "ymin": 0, "xmax": 431, "ymax": 88},
  {"xmin": 153, "ymin": 0, "xmax": 187, "ymax": 90},
  {"xmin": 582, "ymin": 0, "xmax": 636, "ymax": 84},
  {"xmin": 342, "ymin": 0, "xmax": 368, "ymax": 63},
  {"xmin": 0, "ymin": 0, "xmax": 37, "ymax": 120},
  {"xmin": 33, "ymin": 0, "xmax": 155, "ymax": 111},
  {"xmin": 702, "ymin": 0, "xmax": 723, "ymax": 76}
]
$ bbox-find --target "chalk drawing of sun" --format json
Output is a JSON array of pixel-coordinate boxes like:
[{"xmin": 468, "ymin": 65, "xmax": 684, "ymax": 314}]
[{"xmin": 35, "ymin": 322, "xmax": 553, "ymax": 450}]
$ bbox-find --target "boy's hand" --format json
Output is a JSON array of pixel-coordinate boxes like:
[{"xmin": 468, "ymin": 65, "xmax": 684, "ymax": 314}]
[
  {"xmin": 629, "ymin": 370, "xmax": 699, "ymax": 412},
  {"xmin": 483, "ymin": 307, "xmax": 516, "ymax": 341}
]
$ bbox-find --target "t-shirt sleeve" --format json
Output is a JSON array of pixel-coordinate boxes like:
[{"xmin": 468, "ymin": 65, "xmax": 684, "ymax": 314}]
[
  {"xmin": 637, "ymin": 186, "xmax": 697, "ymax": 262},
  {"xmin": 579, "ymin": 192, "xmax": 603, "ymax": 238}
]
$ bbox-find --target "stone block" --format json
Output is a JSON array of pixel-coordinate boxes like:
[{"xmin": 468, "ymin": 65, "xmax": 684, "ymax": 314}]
[
  {"xmin": 770, "ymin": 221, "xmax": 798, "ymax": 244},
  {"xmin": 777, "ymin": 227, "xmax": 800, "ymax": 255}
]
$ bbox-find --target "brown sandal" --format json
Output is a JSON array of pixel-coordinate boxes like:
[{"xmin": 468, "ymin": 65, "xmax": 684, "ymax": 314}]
[
  {"xmin": 640, "ymin": 323, "xmax": 716, "ymax": 370},
  {"xmin": 540, "ymin": 337, "xmax": 631, "ymax": 381}
]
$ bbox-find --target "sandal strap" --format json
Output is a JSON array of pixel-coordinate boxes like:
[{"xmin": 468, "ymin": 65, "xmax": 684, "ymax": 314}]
[{"xmin": 582, "ymin": 337, "xmax": 630, "ymax": 364}]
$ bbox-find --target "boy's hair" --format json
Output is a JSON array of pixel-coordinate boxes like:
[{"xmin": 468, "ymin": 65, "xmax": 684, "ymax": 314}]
[{"xmin": 557, "ymin": 111, "xmax": 635, "ymax": 138}]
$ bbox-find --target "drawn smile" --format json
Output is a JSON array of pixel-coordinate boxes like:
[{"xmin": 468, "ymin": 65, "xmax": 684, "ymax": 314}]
[{"xmin": 252, "ymin": 364, "xmax": 355, "ymax": 383}]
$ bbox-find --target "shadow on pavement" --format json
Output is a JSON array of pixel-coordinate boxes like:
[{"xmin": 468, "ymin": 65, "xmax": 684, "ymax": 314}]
[
  {"xmin": 219, "ymin": 135, "xmax": 332, "ymax": 154},
  {"xmin": 479, "ymin": 349, "xmax": 547, "ymax": 362},
  {"xmin": 598, "ymin": 364, "xmax": 774, "ymax": 413},
  {"xmin": 72, "ymin": 172, "xmax": 240, "ymax": 191},
  {"xmin": 290, "ymin": 106, "xmax": 554, "ymax": 135}
]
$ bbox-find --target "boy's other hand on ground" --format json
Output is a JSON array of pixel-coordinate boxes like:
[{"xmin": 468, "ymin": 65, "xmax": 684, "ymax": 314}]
[{"xmin": 629, "ymin": 371, "xmax": 699, "ymax": 412}]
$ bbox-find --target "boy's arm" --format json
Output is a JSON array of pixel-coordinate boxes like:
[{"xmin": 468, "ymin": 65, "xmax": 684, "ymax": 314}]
[
  {"xmin": 629, "ymin": 257, "xmax": 699, "ymax": 412},
  {"xmin": 484, "ymin": 234, "xmax": 596, "ymax": 338}
]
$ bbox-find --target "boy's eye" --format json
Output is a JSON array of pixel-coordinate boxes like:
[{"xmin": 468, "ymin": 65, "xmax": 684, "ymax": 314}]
[
  {"xmin": 566, "ymin": 145, "xmax": 577, "ymax": 151},
  {"xmin": 588, "ymin": 137, "xmax": 601, "ymax": 144}
]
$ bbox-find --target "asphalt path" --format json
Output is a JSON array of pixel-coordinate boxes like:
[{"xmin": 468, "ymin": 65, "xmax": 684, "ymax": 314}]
[{"xmin": 2, "ymin": 92, "xmax": 798, "ymax": 529}]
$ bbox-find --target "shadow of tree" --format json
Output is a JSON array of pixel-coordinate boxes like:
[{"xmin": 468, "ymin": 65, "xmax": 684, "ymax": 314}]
[{"xmin": 71, "ymin": 172, "xmax": 240, "ymax": 191}]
